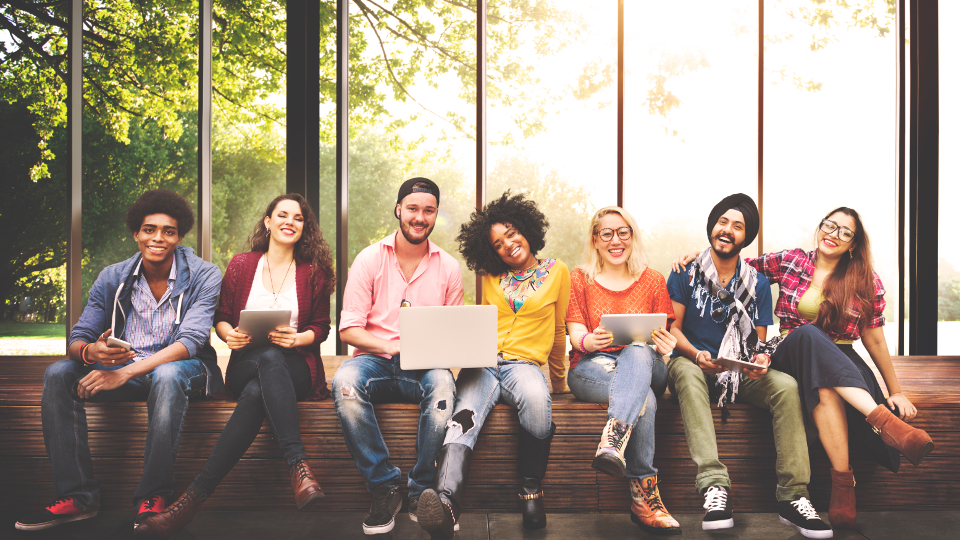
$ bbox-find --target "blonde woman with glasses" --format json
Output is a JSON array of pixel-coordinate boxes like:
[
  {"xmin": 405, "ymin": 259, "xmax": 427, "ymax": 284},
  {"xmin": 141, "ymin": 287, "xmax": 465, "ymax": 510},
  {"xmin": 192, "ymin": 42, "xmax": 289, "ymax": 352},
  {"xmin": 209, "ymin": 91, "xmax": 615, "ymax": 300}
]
[{"xmin": 565, "ymin": 206, "xmax": 680, "ymax": 536}]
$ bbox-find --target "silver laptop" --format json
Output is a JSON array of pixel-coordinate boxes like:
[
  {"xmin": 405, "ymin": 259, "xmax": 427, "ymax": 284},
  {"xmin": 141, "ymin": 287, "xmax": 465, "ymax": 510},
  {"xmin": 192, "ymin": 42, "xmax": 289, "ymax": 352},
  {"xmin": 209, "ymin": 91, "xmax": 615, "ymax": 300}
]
[{"xmin": 399, "ymin": 305, "xmax": 498, "ymax": 370}]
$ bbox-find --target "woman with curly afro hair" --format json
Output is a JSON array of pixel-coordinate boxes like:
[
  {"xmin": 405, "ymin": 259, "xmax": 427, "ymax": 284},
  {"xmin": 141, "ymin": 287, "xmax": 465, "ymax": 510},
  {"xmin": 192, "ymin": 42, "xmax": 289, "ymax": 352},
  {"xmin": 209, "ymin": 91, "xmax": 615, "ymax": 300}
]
[
  {"xmin": 138, "ymin": 194, "xmax": 334, "ymax": 537},
  {"xmin": 417, "ymin": 192, "xmax": 570, "ymax": 539}
]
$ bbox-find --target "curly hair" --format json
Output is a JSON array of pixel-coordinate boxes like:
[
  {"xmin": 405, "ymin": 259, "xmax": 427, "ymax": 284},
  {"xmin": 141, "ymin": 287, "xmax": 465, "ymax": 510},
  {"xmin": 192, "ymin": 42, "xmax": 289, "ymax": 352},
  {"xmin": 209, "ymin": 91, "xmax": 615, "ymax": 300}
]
[
  {"xmin": 248, "ymin": 194, "xmax": 336, "ymax": 296},
  {"xmin": 456, "ymin": 191, "xmax": 549, "ymax": 275},
  {"xmin": 125, "ymin": 189, "xmax": 195, "ymax": 236}
]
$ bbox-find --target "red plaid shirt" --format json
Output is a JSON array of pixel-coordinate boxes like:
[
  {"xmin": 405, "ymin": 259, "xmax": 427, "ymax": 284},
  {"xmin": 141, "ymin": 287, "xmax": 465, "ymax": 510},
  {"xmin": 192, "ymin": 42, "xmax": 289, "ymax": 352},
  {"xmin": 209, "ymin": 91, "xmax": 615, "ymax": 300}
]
[{"xmin": 744, "ymin": 249, "xmax": 885, "ymax": 342}]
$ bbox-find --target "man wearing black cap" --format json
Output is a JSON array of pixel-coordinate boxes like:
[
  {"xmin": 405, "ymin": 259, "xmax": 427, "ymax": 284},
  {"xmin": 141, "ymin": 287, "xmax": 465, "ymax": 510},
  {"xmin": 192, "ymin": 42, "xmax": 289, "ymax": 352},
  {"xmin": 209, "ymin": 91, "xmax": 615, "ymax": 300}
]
[
  {"xmin": 665, "ymin": 194, "xmax": 832, "ymax": 538},
  {"xmin": 333, "ymin": 178, "xmax": 462, "ymax": 535}
]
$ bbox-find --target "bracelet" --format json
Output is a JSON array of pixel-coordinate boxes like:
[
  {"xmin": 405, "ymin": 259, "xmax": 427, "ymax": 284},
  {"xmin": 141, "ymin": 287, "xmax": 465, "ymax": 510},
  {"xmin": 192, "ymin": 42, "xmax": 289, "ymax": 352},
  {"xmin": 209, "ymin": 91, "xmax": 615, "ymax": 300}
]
[
  {"xmin": 81, "ymin": 343, "xmax": 96, "ymax": 365},
  {"xmin": 695, "ymin": 350, "xmax": 706, "ymax": 364},
  {"xmin": 579, "ymin": 332, "xmax": 591, "ymax": 352}
]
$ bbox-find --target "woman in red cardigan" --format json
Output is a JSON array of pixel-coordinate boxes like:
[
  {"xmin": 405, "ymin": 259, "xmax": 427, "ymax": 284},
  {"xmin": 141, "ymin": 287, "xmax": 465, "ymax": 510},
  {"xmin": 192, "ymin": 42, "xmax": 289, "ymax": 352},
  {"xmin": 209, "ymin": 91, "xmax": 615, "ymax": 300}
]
[{"xmin": 138, "ymin": 194, "xmax": 335, "ymax": 537}]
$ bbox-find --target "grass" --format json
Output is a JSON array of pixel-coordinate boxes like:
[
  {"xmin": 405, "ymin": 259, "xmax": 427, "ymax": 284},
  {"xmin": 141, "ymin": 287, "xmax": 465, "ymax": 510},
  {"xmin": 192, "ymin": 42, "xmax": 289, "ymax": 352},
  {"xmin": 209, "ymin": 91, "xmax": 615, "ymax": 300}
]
[{"xmin": 0, "ymin": 321, "xmax": 65, "ymax": 339}]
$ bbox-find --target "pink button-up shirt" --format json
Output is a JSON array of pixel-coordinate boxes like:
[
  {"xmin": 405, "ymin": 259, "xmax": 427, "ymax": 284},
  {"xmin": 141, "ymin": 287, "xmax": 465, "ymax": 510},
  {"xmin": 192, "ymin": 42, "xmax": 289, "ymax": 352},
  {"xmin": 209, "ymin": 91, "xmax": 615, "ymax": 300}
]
[{"xmin": 339, "ymin": 232, "xmax": 464, "ymax": 359}]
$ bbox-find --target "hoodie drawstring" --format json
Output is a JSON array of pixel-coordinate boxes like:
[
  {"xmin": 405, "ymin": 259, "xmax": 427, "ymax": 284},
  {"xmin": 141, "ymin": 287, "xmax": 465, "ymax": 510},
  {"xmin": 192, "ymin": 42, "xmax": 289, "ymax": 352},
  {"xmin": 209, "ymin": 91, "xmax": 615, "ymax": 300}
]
[{"xmin": 175, "ymin": 292, "xmax": 184, "ymax": 325}]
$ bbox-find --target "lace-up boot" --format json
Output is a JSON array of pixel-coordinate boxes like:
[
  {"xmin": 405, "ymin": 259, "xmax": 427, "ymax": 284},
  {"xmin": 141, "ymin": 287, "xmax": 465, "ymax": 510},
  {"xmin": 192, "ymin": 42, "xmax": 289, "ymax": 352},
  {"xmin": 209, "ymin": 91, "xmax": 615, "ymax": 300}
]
[
  {"xmin": 592, "ymin": 417, "xmax": 633, "ymax": 477},
  {"xmin": 629, "ymin": 475, "xmax": 681, "ymax": 535},
  {"xmin": 15, "ymin": 497, "xmax": 97, "ymax": 531},
  {"xmin": 135, "ymin": 488, "xmax": 207, "ymax": 538},
  {"xmin": 701, "ymin": 485, "xmax": 733, "ymax": 530},
  {"xmin": 517, "ymin": 422, "xmax": 555, "ymax": 530},
  {"xmin": 417, "ymin": 443, "xmax": 471, "ymax": 540},
  {"xmin": 289, "ymin": 458, "xmax": 325, "ymax": 509},
  {"xmin": 828, "ymin": 468, "xmax": 856, "ymax": 528},
  {"xmin": 779, "ymin": 497, "xmax": 833, "ymax": 538},
  {"xmin": 865, "ymin": 404, "xmax": 934, "ymax": 466}
]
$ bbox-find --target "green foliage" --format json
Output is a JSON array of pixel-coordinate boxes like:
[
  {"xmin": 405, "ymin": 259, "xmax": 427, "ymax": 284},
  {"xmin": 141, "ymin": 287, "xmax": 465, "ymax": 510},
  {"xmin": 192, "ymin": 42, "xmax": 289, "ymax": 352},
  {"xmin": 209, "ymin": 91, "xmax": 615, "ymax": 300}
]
[{"xmin": 939, "ymin": 259, "xmax": 960, "ymax": 322}]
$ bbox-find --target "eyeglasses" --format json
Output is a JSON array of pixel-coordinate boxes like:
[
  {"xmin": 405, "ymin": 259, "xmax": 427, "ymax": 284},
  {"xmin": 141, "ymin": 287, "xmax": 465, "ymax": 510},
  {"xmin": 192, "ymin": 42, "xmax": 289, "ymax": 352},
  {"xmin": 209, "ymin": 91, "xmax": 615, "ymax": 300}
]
[
  {"xmin": 819, "ymin": 219, "xmax": 855, "ymax": 243},
  {"xmin": 597, "ymin": 226, "xmax": 632, "ymax": 242}
]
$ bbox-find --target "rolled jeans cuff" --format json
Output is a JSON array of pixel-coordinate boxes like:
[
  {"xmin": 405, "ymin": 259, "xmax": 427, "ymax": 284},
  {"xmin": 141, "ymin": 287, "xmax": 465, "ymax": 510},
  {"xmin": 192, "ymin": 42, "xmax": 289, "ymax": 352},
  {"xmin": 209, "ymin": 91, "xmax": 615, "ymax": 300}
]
[
  {"xmin": 695, "ymin": 470, "xmax": 731, "ymax": 494},
  {"xmin": 776, "ymin": 484, "xmax": 810, "ymax": 502}
]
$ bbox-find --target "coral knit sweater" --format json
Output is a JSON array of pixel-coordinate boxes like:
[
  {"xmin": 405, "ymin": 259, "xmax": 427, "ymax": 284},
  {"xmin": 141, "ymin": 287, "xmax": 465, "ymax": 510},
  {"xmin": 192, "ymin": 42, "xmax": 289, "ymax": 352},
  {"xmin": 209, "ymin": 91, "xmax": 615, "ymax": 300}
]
[{"xmin": 215, "ymin": 252, "xmax": 332, "ymax": 400}]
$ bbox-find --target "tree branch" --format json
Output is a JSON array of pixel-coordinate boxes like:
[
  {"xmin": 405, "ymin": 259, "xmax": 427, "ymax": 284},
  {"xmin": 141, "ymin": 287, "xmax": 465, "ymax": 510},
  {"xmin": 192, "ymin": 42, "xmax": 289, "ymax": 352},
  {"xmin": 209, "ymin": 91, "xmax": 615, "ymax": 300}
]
[
  {"xmin": 7, "ymin": 0, "xmax": 117, "ymax": 48},
  {"xmin": 0, "ymin": 13, "xmax": 68, "ymax": 85}
]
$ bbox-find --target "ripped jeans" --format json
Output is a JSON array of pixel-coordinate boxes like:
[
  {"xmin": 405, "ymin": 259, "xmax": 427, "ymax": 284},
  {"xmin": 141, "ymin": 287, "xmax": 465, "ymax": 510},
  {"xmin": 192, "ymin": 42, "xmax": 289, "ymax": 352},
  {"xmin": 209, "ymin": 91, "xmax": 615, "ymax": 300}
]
[
  {"xmin": 444, "ymin": 358, "xmax": 553, "ymax": 448},
  {"xmin": 567, "ymin": 344, "xmax": 667, "ymax": 479},
  {"xmin": 332, "ymin": 354, "xmax": 455, "ymax": 497}
]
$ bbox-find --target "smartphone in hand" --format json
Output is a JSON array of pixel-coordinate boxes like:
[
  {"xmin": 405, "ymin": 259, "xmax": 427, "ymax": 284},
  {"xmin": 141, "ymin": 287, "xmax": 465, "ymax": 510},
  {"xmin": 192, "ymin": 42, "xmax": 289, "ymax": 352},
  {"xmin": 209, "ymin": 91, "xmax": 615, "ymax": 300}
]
[{"xmin": 106, "ymin": 336, "xmax": 134, "ymax": 352}]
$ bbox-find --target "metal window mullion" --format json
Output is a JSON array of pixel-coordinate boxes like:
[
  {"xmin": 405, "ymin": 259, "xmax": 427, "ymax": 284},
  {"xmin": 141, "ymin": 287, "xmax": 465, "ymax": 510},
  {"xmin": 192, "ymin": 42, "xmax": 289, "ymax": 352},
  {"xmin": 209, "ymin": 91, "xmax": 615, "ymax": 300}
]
[
  {"xmin": 198, "ymin": 0, "xmax": 213, "ymax": 262},
  {"xmin": 66, "ymin": 0, "xmax": 83, "ymax": 339},
  {"xmin": 336, "ymin": 0, "xmax": 350, "ymax": 355},
  {"xmin": 476, "ymin": 0, "xmax": 487, "ymax": 305}
]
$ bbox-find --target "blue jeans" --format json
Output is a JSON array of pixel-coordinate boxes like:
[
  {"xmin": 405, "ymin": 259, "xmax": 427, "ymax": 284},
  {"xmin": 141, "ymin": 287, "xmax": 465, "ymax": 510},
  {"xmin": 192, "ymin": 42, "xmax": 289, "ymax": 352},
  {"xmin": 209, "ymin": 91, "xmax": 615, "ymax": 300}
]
[
  {"xmin": 332, "ymin": 354, "xmax": 456, "ymax": 497},
  {"xmin": 444, "ymin": 358, "xmax": 552, "ymax": 448},
  {"xmin": 41, "ymin": 358, "xmax": 207, "ymax": 510},
  {"xmin": 568, "ymin": 344, "xmax": 667, "ymax": 479}
]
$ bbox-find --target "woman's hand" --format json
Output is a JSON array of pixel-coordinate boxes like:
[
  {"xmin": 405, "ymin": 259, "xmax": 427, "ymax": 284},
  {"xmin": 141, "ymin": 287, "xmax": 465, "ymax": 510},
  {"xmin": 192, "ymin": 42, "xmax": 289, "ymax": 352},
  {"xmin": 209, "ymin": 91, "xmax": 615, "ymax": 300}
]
[
  {"xmin": 887, "ymin": 392, "xmax": 918, "ymax": 421},
  {"xmin": 671, "ymin": 251, "xmax": 700, "ymax": 274},
  {"xmin": 650, "ymin": 327, "xmax": 676, "ymax": 356},
  {"xmin": 589, "ymin": 327, "xmax": 614, "ymax": 352},
  {"xmin": 223, "ymin": 327, "xmax": 252, "ymax": 350},
  {"xmin": 269, "ymin": 326, "xmax": 300, "ymax": 348}
]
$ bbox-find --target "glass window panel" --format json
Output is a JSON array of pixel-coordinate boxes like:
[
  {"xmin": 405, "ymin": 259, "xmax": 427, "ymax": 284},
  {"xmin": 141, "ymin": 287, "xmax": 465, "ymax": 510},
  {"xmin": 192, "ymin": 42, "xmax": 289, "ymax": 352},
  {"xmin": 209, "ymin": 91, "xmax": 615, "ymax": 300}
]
[
  {"xmin": 487, "ymin": 0, "xmax": 616, "ymax": 274},
  {"xmin": 764, "ymin": 1, "xmax": 898, "ymax": 356},
  {"xmin": 623, "ymin": 0, "xmax": 759, "ymax": 278},
  {"xmin": 347, "ymin": 0, "xmax": 477, "ymax": 312},
  {"xmin": 80, "ymin": 0, "xmax": 200, "ymax": 315},
  {"xmin": 939, "ymin": 0, "xmax": 960, "ymax": 354},
  {"xmin": 0, "ymin": 4, "xmax": 69, "ymax": 354}
]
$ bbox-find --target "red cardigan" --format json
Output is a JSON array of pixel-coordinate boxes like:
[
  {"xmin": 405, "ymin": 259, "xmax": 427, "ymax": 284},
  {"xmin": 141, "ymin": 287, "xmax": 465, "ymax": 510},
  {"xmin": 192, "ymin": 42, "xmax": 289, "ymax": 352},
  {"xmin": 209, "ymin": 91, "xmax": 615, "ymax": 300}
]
[{"xmin": 215, "ymin": 252, "xmax": 331, "ymax": 400}]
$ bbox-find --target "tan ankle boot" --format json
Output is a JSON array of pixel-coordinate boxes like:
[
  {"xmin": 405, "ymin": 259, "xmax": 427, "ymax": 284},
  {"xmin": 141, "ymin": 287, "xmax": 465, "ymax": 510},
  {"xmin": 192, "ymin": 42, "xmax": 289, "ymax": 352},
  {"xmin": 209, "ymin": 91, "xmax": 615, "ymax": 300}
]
[
  {"xmin": 629, "ymin": 475, "xmax": 681, "ymax": 535},
  {"xmin": 290, "ymin": 458, "xmax": 325, "ymax": 509},
  {"xmin": 865, "ymin": 404, "xmax": 934, "ymax": 466},
  {"xmin": 829, "ymin": 468, "xmax": 856, "ymax": 528},
  {"xmin": 592, "ymin": 417, "xmax": 632, "ymax": 478}
]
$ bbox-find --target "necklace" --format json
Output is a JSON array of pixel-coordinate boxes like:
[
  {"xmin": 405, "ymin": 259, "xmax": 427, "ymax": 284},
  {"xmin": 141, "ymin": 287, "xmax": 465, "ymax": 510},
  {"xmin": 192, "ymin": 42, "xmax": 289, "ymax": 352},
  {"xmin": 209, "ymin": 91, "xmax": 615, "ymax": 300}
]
[
  {"xmin": 509, "ymin": 259, "xmax": 541, "ymax": 279},
  {"xmin": 265, "ymin": 255, "xmax": 295, "ymax": 309}
]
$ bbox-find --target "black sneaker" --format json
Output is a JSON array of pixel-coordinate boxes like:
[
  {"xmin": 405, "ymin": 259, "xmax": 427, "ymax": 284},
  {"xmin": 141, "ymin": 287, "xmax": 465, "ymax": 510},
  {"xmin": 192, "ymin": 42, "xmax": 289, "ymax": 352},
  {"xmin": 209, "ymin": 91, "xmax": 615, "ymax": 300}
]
[
  {"xmin": 701, "ymin": 485, "xmax": 734, "ymax": 530},
  {"xmin": 363, "ymin": 484, "xmax": 402, "ymax": 535},
  {"xmin": 15, "ymin": 497, "xmax": 98, "ymax": 531},
  {"xmin": 780, "ymin": 497, "xmax": 834, "ymax": 539},
  {"xmin": 409, "ymin": 494, "xmax": 418, "ymax": 522}
]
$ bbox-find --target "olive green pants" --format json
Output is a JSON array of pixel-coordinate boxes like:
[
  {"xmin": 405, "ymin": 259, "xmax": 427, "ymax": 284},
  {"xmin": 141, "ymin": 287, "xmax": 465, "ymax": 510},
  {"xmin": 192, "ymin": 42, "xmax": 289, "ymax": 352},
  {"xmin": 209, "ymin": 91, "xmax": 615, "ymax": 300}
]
[{"xmin": 667, "ymin": 355, "xmax": 810, "ymax": 502}]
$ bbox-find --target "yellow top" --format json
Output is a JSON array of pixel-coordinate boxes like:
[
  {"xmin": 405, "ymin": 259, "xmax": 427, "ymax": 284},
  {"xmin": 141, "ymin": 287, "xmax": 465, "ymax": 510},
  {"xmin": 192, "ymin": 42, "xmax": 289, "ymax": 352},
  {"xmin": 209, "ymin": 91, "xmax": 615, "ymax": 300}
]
[
  {"xmin": 483, "ymin": 259, "xmax": 570, "ymax": 390},
  {"xmin": 781, "ymin": 285, "xmax": 853, "ymax": 345}
]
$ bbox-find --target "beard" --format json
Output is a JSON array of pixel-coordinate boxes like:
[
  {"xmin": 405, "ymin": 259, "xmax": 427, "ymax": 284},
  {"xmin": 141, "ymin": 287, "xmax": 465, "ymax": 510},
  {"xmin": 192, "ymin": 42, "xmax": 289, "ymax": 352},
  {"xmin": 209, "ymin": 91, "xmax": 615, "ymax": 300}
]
[
  {"xmin": 399, "ymin": 219, "xmax": 434, "ymax": 245},
  {"xmin": 710, "ymin": 232, "xmax": 744, "ymax": 260}
]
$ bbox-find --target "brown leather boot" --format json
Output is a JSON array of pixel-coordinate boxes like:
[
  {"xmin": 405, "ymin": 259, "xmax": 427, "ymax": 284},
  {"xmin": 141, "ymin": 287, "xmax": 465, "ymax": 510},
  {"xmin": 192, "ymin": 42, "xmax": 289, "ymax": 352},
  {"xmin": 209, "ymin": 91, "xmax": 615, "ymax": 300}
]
[
  {"xmin": 290, "ymin": 459, "xmax": 325, "ymax": 510},
  {"xmin": 134, "ymin": 488, "xmax": 207, "ymax": 538},
  {"xmin": 865, "ymin": 404, "xmax": 934, "ymax": 466},
  {"xmin": 629, "ymin": 475, "xmax": 681, "ymax": 535},
  {"xmin": 829, "ymin": 468, "xmax": 856, "ymax": 529}
]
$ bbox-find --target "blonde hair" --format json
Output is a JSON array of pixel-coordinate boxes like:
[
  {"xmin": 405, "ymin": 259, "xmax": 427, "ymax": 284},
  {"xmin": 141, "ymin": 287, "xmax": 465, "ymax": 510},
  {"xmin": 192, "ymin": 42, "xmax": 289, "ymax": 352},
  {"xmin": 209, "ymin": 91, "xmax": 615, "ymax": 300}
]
[{"xmin": 579, "ymin": 206, "xmax": 648, "ymax": 282}]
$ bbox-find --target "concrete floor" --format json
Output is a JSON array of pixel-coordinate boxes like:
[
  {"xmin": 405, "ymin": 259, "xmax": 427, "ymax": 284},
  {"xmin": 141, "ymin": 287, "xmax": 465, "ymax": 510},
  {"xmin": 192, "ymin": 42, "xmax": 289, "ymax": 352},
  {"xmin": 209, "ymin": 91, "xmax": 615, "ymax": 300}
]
[{"xmin": 2, "ymin": 511, "xmax": 958, "ymax": 540}]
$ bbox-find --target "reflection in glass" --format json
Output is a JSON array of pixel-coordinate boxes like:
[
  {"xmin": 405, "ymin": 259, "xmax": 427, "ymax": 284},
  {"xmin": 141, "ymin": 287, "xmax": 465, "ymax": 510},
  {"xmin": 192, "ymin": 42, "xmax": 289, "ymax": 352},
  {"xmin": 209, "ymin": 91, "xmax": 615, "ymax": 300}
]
[
  {"xmin": 623, "ymin": 0, "xmax": 758, "ymax": 277},
  {"xmin": 939, "ymin": 0, "xmax": 960, "ymax": 354},
  {"xmin": 764, "ymin": 0, "xmax": 898, "ymax": 355}
]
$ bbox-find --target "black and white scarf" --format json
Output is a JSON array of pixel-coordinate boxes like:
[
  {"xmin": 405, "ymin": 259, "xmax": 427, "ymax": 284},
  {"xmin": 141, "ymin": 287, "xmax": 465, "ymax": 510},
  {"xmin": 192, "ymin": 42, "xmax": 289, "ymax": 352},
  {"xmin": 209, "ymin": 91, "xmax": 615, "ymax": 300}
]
[{"xmin": 688, "ymin": 249, "xmax": 776, "ymax": 406}]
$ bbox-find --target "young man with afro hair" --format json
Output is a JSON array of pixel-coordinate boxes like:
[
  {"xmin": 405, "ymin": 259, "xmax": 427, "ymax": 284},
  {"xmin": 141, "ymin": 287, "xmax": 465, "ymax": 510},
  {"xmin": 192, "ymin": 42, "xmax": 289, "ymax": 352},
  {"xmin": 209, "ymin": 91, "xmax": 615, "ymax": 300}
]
[{"xmin": 16, "ymin": 189, "xmax": 224, "ymax": 533}]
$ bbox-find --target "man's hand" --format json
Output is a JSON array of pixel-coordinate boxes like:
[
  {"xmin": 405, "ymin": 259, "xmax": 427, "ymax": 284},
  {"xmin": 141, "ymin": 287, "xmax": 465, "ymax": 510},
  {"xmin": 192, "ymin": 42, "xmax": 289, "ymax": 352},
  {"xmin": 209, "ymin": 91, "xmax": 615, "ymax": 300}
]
[
  {"xmin": 695, "ymin": 350, "xmax": 725, "ymax": 375},
  {"xmin": 384, "ymin": 340, "xmax": 401, "ymax": 357},
  {"xmin": 86, "ymin": 329, "xmax": 135, "ymax": 367},
  {"xmin": 743, "ymin": 353, "xmax": 770, "ymax": 381},
  {"xmin": 77, "ymin": 369, "xmax": 131, "ymax": 399}
]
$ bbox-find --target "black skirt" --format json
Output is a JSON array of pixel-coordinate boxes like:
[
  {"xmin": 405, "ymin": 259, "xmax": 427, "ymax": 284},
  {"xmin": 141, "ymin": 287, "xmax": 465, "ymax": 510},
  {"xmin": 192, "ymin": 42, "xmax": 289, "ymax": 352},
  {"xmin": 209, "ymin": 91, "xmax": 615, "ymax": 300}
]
[{"xmin": 770, "ymin": 324, "xmax": 900, "ymax": 472}]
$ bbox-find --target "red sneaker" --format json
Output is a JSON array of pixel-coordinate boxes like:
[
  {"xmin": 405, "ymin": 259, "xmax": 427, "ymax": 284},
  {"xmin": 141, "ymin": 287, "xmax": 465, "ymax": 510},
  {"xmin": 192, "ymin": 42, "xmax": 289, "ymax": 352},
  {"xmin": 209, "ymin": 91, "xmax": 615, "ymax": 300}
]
[
  {"xmin": 134, "ymin": 495, "xmax": 167, "ymax": 527},
  {"xmin": 15, "ymin": 497, "xmax": 98, "ymax": 531}
]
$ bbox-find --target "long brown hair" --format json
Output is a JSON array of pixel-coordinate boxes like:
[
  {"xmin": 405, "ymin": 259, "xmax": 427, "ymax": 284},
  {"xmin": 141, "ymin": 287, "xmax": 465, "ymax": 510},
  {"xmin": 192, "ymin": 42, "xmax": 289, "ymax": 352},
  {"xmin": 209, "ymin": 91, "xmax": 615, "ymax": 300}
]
[
  {"xmin": 248, "ymin": 194, "xmax": 335, "ymax": 296},
  {"xmin": 815, "ymin": 207, "xmax": 875, "ymax": 335}
]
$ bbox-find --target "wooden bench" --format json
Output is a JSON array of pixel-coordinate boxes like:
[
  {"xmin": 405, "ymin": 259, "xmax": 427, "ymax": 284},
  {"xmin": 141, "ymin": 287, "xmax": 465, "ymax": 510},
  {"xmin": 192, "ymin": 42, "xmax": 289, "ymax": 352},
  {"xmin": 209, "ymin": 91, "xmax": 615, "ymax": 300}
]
[{"xmin": 1, "ymin": 355, "xmax": 957, "ymax": 514}]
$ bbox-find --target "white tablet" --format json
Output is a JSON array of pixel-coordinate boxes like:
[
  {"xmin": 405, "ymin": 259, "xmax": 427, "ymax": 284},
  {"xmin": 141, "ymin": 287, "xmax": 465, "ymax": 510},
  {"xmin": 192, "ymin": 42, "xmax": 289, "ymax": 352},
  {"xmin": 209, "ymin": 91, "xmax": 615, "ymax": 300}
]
[
  {"xmin": 237, "ymin": 309, "xmax": 293, "ymax": 347},
  {"xmin": 598, "ymin": 313, "xmax": 668, "ymax": 346},
  {"xmin": 712, "ymin": 356, "xmax": 767, "ymax": 373}
]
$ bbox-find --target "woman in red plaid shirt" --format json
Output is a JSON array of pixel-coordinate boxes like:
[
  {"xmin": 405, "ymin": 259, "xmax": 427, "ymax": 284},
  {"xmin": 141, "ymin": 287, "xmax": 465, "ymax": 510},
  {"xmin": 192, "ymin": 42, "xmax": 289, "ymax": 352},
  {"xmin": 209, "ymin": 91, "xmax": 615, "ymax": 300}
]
[{"xmin": 675, "ymin": 206, "xmax": 934, "ymax": 530}]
